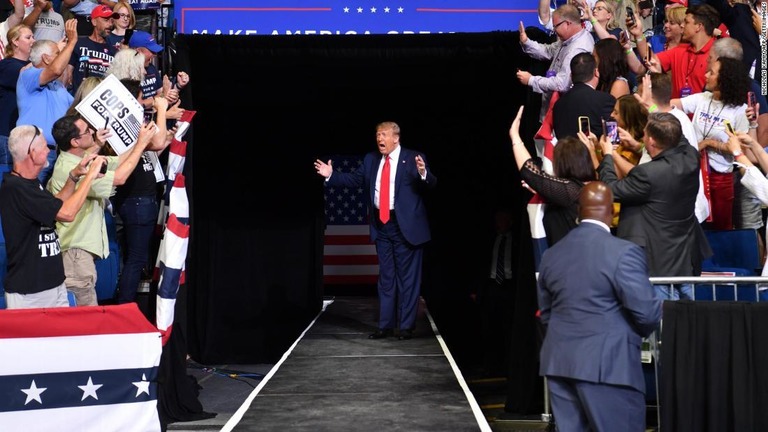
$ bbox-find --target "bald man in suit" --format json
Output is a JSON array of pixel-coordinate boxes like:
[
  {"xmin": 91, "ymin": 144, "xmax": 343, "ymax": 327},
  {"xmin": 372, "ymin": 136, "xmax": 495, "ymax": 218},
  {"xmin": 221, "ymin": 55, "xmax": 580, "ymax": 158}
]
[{"xmin": 537, "ymin": 181, "xmax": 661, "ymax": 431}]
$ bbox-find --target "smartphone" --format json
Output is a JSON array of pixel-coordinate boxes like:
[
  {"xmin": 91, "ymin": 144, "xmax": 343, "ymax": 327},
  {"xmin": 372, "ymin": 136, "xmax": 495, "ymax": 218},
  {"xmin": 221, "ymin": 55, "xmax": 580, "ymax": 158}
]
[
  {"xmin": 619, "ymin": 31, "xmax": 629, "ymax": 47},
  {"xmin": 748, "ymin": 91, "xmax": 757, "ymax": 121},
  {"xmin": 605, "ymin": 120, "xmax": 620, "ymax": 144},
  {"xmin": 100, "ymin": 160, "xmax": 108, "ymax": 174},
  {"xmin": 626, "ymin": 7, "xmax": 636, "ymax": 28},
  {"xmin": 724, "ymin": 119, "xmax": 735, "ymax": 135},
  {"xmin": 578, "ymin": 116, "xmax": 590, "ymax": 134},
  {"xmin": 123, "ymin": 28, "xmax": 134, "ymax": 45}
]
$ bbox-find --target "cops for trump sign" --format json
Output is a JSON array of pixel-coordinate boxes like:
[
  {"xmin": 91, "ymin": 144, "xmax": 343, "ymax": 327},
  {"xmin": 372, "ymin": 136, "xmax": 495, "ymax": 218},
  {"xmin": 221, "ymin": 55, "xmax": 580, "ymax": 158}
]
[{"xmin": 75, "ymin": 74, "xmax": 145, "ymax": 155}]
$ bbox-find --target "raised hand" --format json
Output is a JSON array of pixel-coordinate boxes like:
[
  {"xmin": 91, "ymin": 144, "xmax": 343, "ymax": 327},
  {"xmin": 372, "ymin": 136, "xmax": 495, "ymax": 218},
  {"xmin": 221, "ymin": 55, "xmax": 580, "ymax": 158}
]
[{"xmin": 314, "ymin": 159, "xmax": 333, "ymax": 178}]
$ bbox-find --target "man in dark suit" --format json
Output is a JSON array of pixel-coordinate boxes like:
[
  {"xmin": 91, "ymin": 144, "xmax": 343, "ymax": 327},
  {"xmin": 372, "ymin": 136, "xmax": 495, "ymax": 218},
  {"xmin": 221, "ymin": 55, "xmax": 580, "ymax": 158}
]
[
  {"xmin": 552, "ymin": 52, "xmax": 616, "ymax": 140},
  {"xmin": 598, "ymin": 112, "xmax": 711, "ymax": 299},
  {"xmin": 314, "ymin": 122, "xmax": 437, "ymax": 340},
  {"xmin": 538, "ymin": 181, "xmax": 661, "ymax": 431}
]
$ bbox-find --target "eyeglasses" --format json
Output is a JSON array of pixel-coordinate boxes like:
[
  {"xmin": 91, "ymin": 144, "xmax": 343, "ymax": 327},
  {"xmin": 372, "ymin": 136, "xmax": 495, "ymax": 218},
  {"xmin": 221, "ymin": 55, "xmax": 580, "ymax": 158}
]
[
  {"xmin": 553, "ymin": 20, "xmax": 571, "ymax": 29},
  {"xmin": 26, "ymin": 126, "xmax": 40, "ymax": 155},
  {"xmin": 592, "ymin": 6, "xmax": 607, "ymax": 12},
  {"xmin": 117, "ymin": 13, "xmax": 130, "ymax": 19},
  {"xmin": 76, "ymin": 126, "xmax": 94, "ymax": 139}
]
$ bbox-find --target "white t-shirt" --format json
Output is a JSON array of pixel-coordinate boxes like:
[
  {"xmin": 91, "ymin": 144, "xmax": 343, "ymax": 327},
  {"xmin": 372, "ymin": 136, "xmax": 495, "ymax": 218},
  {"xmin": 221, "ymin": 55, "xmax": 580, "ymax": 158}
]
[
  {"xmin": 681, "ymin": 91, "xmax": 749, "ymax": 173},
  {"xmin": 25, "ymin": 9, "xmax": 65, "ymax": 42}
]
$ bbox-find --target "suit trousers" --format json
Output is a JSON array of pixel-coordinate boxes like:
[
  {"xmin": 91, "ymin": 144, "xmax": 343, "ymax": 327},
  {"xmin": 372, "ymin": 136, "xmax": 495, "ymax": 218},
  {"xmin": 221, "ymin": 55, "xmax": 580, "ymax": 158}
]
[
  {"xmin": 548, "ymin": 376, "xmax": 646, "ymax": 432},
  {"xmin": 375, "ymin": 212, "xmax": 423, "ymax": 330}
]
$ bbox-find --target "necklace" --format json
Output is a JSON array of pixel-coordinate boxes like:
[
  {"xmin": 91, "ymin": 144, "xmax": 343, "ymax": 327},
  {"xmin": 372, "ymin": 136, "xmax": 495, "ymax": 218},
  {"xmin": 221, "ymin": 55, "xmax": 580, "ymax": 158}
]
[{"xmin": 701, "ymin": 96, "xmax": 725, "ymax": 140}]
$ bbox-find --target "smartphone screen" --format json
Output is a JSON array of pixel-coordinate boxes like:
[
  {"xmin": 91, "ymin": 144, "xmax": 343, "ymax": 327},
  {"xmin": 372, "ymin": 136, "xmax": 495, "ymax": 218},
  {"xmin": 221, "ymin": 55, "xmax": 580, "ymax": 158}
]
[
  {"xmin": 579, "ymin": 116, "xmax": 590, "ymax": 134},
  {"xmin": 605, "ymin": 121, "xmax": 619, "ymax": 144}
]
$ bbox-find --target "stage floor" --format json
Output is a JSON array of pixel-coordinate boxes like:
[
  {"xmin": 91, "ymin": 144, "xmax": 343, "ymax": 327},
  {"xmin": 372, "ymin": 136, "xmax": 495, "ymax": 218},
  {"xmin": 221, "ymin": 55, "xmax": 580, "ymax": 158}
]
[{"xmin": 169, "ymin": 296, "xmax": 492, "ymax": 431}]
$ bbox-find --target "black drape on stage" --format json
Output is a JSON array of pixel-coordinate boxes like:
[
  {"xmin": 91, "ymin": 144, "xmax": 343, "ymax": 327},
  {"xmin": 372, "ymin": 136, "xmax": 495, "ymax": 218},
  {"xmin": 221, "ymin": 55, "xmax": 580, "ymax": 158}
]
[
  {"xmin": 171, "ymin": 30, "xmax": 554, "ymax": 413},
  {"xmin": 661, "ymin": 300, "xmax": 768, "ymax": 431}
]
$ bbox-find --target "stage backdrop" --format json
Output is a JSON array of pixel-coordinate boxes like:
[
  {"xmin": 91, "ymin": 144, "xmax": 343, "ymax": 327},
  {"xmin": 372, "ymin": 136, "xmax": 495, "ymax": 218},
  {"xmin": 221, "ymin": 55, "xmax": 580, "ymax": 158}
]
[
  {"xmin": 173, "ymin": 0, "xmax": 540, "ymax": 35},
  {"xmin": 174, "ymin": 29, "xmax": 552, "ymax": 369}
]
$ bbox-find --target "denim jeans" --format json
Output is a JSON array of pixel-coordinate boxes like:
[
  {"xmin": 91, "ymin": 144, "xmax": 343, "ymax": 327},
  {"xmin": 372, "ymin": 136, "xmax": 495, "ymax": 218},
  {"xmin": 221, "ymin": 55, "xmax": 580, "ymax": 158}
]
[
  {"xmin": 0, "ymin": 135, "xmax": 11, "ymax": 166},
  {"xmin": 654, "ymin": 283, "xmax": 693, "ymax": 301},
  {"xmin": 116, "ymin": 196, "xmax": 158, "ymax": 304}
]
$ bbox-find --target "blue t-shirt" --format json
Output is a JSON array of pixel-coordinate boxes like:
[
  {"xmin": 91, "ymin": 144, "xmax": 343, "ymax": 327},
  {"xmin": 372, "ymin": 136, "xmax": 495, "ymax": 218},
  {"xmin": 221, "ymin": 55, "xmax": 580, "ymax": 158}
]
[
  {"xmin": 68, "ymin": 36, "xmax": 117, "ymax": 94},
  {"xmin": 16, "ymin": 66, "xmax": 73, "ymax": 146}
]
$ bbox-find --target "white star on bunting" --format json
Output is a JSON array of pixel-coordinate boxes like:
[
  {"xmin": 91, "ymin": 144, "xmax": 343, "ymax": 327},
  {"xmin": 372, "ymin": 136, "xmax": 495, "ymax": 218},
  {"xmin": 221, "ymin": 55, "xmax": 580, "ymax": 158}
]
[
  {"xmin": 22, "ymin": 380, "xmax": 47, "ymax": 405},
  {"xmin": 78, "ymin": 376, "xmax": 103, "ymax": 401},
  {"xmin": 133, "ymin": 374, "xmax": 151, "ymax": 397}
]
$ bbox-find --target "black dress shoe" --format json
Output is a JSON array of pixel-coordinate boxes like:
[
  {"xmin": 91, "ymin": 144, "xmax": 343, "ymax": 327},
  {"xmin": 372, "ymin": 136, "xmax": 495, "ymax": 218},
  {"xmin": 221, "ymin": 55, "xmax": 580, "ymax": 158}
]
[
  {"xmin": 368, "ymin": 329, "xmax": 393, "ymax": 339},
  {"xmin": 398, "ymin": 329, "xmax": 413, "ymax": 340}
]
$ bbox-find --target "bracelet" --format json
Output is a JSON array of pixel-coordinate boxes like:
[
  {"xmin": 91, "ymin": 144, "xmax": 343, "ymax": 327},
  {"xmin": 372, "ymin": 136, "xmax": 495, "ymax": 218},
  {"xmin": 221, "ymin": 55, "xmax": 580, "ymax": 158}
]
[
  {"xmin": 625, "ymin": 48, "xmax": 633, "ymax": 55},
  {"xmin": 68, "ymin": 172, "xmax": 81, "ymax": 183},
  {"xmin": 590, "ymin": 17, "xmax": 597, "ymax": 24},
  {"xmin": 749, "ymin": 122, "xmax": 759, "ymax": 129},
  {"xmin": 513, "ymin": 141, "xmax": 524, "ymax": 147},
  {"xmin": 648, "ymin": 104, "xmax": 658, "ymax": 113}
]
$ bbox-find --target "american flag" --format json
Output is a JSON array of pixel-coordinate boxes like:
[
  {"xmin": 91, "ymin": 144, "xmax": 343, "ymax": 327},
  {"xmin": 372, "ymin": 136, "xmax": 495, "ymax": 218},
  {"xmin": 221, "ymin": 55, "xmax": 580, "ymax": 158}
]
[
  {"xmin": 528, "ymin": 93, "xmax": 559, "ymax": 272},
  {"xmin": 153, "ymin": 130, "xmax": 192, "ymax": 345},
  {"xmin": 323, "ymin": 155, "xmax": 379, "ymax": 285}
]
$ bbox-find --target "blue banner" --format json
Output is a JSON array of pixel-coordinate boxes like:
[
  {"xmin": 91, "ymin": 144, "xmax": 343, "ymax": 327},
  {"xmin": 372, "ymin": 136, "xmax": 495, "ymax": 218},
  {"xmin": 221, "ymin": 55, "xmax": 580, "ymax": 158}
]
[
  {"xmin": 173, "ymin": 0, "xmax": 539, "ymax": 35},
  {"xmin": 130, "ymin": 0, "xmax": 162, "ymax": 11}
]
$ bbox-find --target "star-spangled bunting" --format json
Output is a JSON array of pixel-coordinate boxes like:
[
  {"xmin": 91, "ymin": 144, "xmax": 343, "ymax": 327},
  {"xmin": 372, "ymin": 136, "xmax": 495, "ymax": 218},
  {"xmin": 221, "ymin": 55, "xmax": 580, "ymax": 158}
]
[{"xmin": 0, "ymin": 304, "xmax": 162, "ymax": 431}]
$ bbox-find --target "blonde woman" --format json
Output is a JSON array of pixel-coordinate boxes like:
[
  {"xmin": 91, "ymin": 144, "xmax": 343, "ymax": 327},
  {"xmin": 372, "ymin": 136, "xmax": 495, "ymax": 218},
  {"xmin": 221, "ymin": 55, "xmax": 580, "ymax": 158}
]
[
  {"xmin": 106, "ymin": 1, "xmax": 136, "ymax": 50},
  {"xmin": 0, "ymin": 24, "xmax": 34, "ymax": 168},
  {"xmin": 583, "ymin": 0, "xmax": 624, "ymax": 41}
]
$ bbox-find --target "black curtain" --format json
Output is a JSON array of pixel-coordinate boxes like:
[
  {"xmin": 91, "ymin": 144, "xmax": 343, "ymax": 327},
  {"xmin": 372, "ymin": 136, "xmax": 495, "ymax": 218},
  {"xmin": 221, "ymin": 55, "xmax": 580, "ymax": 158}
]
[
  {"xmin": 661, "ymin": 300, "xmax": 768, "ymax": 431},
  {"xmin": 173, "ymin": 30, "xmax": 548, "ymax": 371}
]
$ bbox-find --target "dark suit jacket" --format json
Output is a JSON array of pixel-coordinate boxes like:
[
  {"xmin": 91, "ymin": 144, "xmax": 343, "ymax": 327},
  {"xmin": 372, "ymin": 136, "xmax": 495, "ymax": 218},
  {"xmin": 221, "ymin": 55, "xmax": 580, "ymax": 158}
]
[
  {"xmin": 598, "ymin": 141, "xmax": 712, "ymax": 276},
  {"xmin": 552, "ymin": 82, "xmax": 616, "ymax": 140},
  {"xmin": 326, "ymin": 146, "xmax": 437, "ymax": 246},
  {"xmin": 538, "ymin": 222, "xmax": 661, "ymax": 393}
]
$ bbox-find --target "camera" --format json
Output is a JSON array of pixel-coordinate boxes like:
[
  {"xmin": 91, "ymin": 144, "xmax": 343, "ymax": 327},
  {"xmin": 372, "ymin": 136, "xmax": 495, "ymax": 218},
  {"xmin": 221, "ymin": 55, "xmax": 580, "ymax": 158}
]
[{"xmin": 100, "ymin": 160, "xmax": 108, "ymax": 174}]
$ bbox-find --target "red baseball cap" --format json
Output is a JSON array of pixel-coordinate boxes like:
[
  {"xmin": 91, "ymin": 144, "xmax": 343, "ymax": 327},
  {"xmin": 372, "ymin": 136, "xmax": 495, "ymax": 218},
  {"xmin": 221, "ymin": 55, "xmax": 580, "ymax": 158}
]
[
  {"xmin": 91, "ymin": 5, "xmax": 119, "ymax": 20},
  {"xmin": 666, "ymin": 0, "xmax": 688, "ymax": 8}
]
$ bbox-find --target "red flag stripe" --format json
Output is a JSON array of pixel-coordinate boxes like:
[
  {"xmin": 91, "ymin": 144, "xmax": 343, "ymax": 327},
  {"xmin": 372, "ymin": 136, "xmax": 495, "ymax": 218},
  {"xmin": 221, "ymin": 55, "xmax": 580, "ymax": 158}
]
[{"xmin": 323, "ymin": 255, "xmax": 379, "ymax": 265}]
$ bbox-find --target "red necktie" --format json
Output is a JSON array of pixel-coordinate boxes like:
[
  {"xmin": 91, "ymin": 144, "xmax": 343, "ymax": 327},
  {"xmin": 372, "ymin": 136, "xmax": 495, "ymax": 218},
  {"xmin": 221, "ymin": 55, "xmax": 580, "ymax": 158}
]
[{"xmin": 379, "ymin": 156, "xmax": 390, "ymax": 223}]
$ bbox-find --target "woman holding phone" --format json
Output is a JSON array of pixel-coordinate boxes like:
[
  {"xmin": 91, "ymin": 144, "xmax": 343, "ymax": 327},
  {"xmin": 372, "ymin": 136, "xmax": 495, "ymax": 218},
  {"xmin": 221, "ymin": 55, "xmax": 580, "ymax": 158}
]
[{"xmin": 509, "ymin": 105, "xmax": 597, "ymax": 246}]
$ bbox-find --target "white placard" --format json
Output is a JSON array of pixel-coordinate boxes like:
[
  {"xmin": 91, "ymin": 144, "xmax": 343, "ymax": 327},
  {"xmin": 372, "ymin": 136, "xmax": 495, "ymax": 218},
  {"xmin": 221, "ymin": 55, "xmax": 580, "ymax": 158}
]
[
  {"xmin": 75, "ymin": 74, "xmax": 145, "ymax": 155},
  {"xmin": 75, "ymin": 74, "xmax": 165, "ymax": 183}
]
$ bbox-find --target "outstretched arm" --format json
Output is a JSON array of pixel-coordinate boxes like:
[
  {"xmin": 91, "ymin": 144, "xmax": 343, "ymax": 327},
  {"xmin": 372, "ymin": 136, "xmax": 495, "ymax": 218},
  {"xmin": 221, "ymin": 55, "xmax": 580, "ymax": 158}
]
[{"xmin": 509, "ymin": 106, "xmax": 533, "ymax": 171}]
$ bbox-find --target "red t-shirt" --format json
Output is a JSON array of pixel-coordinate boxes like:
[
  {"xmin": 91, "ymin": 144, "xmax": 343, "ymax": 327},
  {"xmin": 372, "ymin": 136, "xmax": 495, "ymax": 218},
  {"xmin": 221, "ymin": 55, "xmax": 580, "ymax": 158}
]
[{"xmin": 656, "ymin": 37, "xmax": 715, "ymax": 99}]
